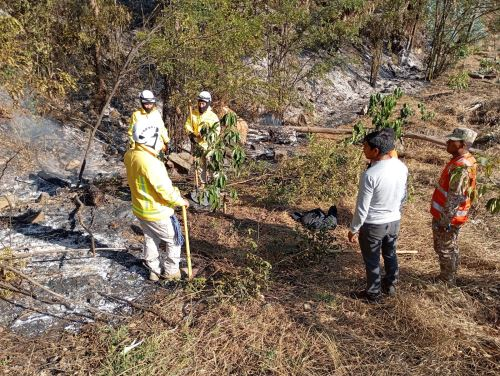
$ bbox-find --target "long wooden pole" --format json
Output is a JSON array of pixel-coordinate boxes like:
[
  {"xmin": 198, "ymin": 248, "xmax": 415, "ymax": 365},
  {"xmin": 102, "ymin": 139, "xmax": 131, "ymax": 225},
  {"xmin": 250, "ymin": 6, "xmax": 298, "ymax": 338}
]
[
  {"xmin": 181, "ymin": 206, "xmax": 193, "ymax": 280},
  {"xmin": 189, "ymin": 104, "xmax": 200, "ymax": 190},
  {"xmin": 284, "ymin": 126, "xmax": 481, "ymax": 153}
]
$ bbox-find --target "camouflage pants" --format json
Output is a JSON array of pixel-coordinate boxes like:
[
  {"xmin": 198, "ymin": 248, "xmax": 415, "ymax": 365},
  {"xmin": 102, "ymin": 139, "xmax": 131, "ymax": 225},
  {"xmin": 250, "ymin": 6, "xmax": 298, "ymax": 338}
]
[{"xmin": 432, "ymin": 218, "xmax": 461, "ymax": 283}]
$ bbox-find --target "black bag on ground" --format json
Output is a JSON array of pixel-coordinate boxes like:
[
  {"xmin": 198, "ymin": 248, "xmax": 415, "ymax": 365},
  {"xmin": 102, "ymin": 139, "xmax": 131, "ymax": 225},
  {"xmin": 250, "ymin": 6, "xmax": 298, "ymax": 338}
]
[{"xmin": 291, "ymin": 206, "xmax": 338, "ymax": 231}]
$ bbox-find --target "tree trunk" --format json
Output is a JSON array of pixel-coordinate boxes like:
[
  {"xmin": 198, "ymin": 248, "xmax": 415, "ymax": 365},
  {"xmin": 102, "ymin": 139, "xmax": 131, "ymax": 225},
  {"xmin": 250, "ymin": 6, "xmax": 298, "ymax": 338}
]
[
  {"xmin": 370, "ymin": 39, "xmax": 383, "ymax": 87},
  {"xmin": 161, "ymin": 74, "xmax": 183, "ymax": 151},
  {"xmin": 89, "ymin": 0, "xmax": 106, "ymax": 111}
]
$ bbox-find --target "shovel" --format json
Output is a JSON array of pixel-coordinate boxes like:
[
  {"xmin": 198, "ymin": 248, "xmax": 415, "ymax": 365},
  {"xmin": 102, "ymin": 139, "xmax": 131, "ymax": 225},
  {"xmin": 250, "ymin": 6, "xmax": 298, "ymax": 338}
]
[{"xmin": 182, "ymin": 205, "xmax": 193, "ymax": 280}]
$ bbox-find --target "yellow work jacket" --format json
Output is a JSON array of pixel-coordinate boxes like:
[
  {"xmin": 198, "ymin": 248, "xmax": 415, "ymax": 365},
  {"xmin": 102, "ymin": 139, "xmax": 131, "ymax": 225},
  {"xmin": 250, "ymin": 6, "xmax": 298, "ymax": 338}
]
[
  {"xmin": 184, "ymin": 107, "xmax": 220, "ymax": 150},
  {"xmin": 124, "ymin": 144, "xmax": 185, "ymax": 221},
  {"xmin": 128, "ymin": 108, "xmax": 170, "ymax": 151}
]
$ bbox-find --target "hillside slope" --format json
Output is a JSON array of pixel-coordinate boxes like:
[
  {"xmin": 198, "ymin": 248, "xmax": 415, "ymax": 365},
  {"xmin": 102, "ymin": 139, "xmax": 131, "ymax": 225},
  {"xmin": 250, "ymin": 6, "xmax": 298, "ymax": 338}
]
[{"xmin": 0, "ymin": 42, "xmax": 499, "ymax": 376}]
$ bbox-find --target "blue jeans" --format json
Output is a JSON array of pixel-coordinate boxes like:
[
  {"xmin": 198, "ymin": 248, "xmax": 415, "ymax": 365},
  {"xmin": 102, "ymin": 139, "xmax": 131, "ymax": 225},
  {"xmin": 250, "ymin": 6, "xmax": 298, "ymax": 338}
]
[{"xmin": 358, "ymin": 220, "xmax": 400, "ymax": 296}]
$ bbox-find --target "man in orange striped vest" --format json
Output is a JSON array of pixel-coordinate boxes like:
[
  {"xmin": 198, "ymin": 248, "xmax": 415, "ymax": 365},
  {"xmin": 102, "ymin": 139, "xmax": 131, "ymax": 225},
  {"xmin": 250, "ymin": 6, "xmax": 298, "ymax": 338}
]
[{"xmin": 430, "ymin": 127, "xmax": 477, "ymax": 284}]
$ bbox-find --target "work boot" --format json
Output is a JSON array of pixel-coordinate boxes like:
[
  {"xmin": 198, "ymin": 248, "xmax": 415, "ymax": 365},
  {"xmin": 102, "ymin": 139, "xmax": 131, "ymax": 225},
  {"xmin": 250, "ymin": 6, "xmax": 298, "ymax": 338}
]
[
  {"xmin": 383, "ymin": 284, "xmax": 397, "ymax": 297},
  {"xmin": 382, "ymin": 280, "xmax": 396, "ymax": 296},
  {"xmin": 149, "ymin": 271, "xmax": 160, "ymax": 282},
  {"xmin": 350, "ymin": 290, "xmax": 382, "ymax": 304},
  {"xmin": 142, "ymin": 261, "xmax": 160, "ymax": 282},
  {"xmin": 434, "ymin": 273, "xmax": 456, "ymax": 285}
]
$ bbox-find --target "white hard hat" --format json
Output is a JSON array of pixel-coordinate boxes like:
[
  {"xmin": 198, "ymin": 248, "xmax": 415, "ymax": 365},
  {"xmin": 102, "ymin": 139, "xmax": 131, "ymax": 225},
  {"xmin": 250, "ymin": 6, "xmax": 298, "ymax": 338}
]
[
  {"xmin": 132, "ymin": 120, "xmax": 159, "ymax": 150},
  {"xmin": 139, "ymin": 90, "xmax": 156, "ymax": 103},
  {"xmin": 197, "ymin": 91, "xmax": 212, "ymax": 103}
]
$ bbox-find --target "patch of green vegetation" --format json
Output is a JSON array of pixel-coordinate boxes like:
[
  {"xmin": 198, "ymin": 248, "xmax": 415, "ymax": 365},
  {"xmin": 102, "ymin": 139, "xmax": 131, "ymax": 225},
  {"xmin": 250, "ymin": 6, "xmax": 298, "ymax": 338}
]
[
  {"xmin": 417, "ymin": 103, "xmax": 436, "ymax": 122},
  {"xmin": 265, "ymin": 138, "xmax": 363, "ymax": 206},
  {"xmin": 214, "ymin": 253, "xmax": 272, "ymax": 301},
  {"xmin": 479, "ymin": 58, "xmax": 499, "ymax": 74},
  {"xmin": 448, "ymin": 71, "xmax": 470, "ymax": 90},
  {"xmin": 98, "ymin": 326, "xmax": 161, "ymax": 376}
]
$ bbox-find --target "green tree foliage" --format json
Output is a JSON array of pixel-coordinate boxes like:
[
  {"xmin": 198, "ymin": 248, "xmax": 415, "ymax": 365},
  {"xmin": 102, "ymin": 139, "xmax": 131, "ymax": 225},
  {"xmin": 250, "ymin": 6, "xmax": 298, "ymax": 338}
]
[
  {"xmin": 365, "ymin": 0, "xmax": 409, "ymax": 87},
  {"xmin": 348, "ymin": 88, "xmax": 414, "ymax": 143},
  {"xmin": 146, "ymin": 0, "xmax": 370, "ymax": 143},
  {"xmin": 0, "ymin": 0, "xmax": 130, "ymax": 103},
  {"xmin": 255, "ymin": 0, "xmax": 370, "ymax": 118},
  {"xmin": 368, "ymin": 88, "xmax": 413, "ymax": 138},
  {"xmin": 364, "ymin": 0, "xmax": 429, "ymax": 87},
  {"xmin": 425, "ymin": 0, "xmax": 498, "ymax": 80},
  {"xmin": 266, "ymin": 138, "xmax": 364, "ymax": 205},
  {"xmin": 145, "ymin": 0, "xmax": 261, "ymax": 144}
]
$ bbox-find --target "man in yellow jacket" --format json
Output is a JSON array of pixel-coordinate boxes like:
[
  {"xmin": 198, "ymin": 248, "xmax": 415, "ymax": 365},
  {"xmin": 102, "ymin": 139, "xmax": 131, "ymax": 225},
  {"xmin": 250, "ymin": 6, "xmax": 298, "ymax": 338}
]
[
  {"xmin": 124, "ymin": 120, "xmax": 189, "ymax": 281},
  {"xmin": 128, "ymin": 90, "xmax": 170, "ymax": 153},
  {"xmin": 185, "ymin": 91, "xmax": 220, "ymax": 185}
]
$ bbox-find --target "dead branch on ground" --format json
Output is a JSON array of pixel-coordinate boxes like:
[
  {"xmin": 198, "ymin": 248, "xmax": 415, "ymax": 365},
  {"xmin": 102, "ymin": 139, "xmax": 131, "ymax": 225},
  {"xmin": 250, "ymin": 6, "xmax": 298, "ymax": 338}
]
[
  {"xmin": 77, "ymin": 20, "xmax": 168, "ymax": 185},
  {"xmin": 0, "ymin": 151, "xmax": 20, "ymax": 182},
  {"xmin": 100, "ymin": 293, "xmax": 176, "ymax": 326},
  {"xmin": 0, "ymin": 247, "xmax": 128, "ymax": 261},
  {"xmin": 74, "ymin": 196, "xmax": 96, "ymax": 256}
]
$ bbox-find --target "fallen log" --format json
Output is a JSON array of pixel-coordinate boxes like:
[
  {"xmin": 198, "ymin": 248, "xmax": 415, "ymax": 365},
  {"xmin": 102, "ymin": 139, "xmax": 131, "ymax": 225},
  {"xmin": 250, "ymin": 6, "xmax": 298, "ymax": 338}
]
[
  {"xmin": 285, "ymin": 127, "xmax": 481, "ymax": 153},
  {"xmin": 421, "ymin": 91, "xmax": 454, "ymax": 100},
  {"xmin": 330, "ymin": 249, "xmax": 418, "ymax": 254}
]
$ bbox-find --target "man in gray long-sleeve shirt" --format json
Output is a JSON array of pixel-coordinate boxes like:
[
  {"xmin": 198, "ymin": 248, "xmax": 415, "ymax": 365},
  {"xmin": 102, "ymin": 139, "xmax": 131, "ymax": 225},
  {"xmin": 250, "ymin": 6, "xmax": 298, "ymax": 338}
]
[{"xmin": 348, "ymin": 129, "xmax": 408, "ymax": 302}]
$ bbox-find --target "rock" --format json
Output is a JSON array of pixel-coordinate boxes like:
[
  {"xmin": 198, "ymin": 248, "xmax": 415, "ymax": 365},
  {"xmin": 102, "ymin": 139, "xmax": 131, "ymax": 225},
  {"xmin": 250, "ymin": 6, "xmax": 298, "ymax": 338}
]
[
  {"xmin": 236, "ymin": 118, "xmax": 249, "ymax": 144},
  {"xmin": 16, "ymin": 210, "xmax": 45, "ymax": 224},
  {"xmin": 297, "ymin": 113, "xmax": 308, "ymax": 127},
  {"xmin": 35, "ymin": 192, "xmax": 50, "ymax": 205},
  {"xmin": 269, "ymin": 128, "xmax": 297, "ymax": 144},
  {"xmin": 247, "ymin": 129, "xmax": 269, "ymax": 142},
  {"xmin": 180, "ymin": 141, "xmax": 192, "ymax": 153},
  {"xmin": 178, "ymin": 152, "xmax": 194, "ymax": 164},
  {"xmin": 0, "ymin": 194, "xmax": 16, "ymax": 210},
  {"xmin": 166, "ymin": 160, "xmax": 175, "ymax": 170},
  {"xmin": 65, "ymin": 159, "xmax": 80, "ymax": 171},
  {"xmin": 168, "ymin": 153, "xmax": 192, "ymax": 173}
]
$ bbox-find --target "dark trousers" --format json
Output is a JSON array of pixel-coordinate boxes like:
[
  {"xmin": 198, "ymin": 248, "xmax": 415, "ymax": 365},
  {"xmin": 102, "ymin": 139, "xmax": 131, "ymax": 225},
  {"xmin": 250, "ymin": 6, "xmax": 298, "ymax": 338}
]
[{"xmin": 358, "ymin": 220, "xmax": 400, "ymax": 296}]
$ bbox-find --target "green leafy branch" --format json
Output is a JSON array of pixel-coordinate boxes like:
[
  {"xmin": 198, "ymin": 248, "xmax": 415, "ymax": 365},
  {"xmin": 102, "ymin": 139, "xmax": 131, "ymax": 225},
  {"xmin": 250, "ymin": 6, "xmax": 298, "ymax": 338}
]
[{"xmin": 200, "ymin": 111, "xmax": 246, "ymax": 210}]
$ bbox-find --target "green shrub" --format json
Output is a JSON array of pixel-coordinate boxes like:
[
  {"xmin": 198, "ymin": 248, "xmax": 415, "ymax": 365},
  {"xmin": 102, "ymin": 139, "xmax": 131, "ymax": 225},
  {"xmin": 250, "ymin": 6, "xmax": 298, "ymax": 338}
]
[
  {"xmin": 214, "ymin": 253, "xmax": 272, "ymax": 301},
  {"xmin": 448, "ymin": 71, "xmax": 470, "ymax": 90},
  {"xmin": 265, "ymin": 138, "xmax": 363, "ymax": 206},
  {"xmin": 417, "ymin": 103, "xmax": 436, "ymax": 122}
]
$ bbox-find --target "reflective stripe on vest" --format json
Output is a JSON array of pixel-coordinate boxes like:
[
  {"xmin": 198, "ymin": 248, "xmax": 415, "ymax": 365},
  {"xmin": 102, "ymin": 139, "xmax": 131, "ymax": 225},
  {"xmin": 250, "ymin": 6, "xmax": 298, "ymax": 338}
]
[
  {"xmin": 430, "ymin": 153, "xmax": 476, "ymax": 226},
  {"xmin": 431, "ymin": 201, "xmax": 444, "ymax": 213},
  {"xmin": 436, "ymin": 186, "xmax": 448, "ymax": 198}
]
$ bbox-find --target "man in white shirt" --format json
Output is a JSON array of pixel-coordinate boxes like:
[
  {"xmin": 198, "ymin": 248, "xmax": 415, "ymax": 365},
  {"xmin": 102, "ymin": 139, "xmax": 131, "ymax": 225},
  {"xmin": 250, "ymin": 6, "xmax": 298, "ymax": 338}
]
[{"xmin": 348, "ymin": 129, "xmax": 408, "ymax": 302}]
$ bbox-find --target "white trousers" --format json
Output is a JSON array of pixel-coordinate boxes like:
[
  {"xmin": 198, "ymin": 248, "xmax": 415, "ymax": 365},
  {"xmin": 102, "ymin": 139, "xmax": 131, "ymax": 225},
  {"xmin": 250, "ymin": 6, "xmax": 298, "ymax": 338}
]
[{"xmin": 138, "ymin": 217, "xmax": 181, "ymax": 275}]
